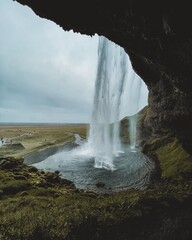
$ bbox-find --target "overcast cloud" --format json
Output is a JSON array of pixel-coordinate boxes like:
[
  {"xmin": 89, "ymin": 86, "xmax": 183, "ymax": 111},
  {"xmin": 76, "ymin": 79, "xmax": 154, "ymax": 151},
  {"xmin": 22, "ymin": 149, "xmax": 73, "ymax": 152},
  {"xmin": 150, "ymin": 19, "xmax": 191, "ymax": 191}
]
[{"xmin": 0, "ymin": 0, "xmax": 98, "ymax": 123}]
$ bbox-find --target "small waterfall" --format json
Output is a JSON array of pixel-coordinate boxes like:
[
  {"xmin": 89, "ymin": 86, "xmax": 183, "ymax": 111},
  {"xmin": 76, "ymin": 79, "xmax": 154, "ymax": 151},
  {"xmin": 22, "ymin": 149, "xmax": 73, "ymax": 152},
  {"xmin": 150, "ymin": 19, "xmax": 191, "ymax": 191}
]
[
  {"xmin": 88, "ymin": 36, "xmax": 148, "ymax": 170},
  {"xmin": 129, "ymin": 115, "xmax": 138, "ymax": 151}
]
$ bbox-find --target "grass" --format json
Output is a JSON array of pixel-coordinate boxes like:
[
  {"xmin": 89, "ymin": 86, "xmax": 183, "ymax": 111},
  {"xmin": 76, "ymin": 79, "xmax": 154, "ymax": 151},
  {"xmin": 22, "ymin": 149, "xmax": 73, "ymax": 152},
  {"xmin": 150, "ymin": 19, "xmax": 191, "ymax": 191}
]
[
  {"xmin": 142, "ymin": 134, "xmax": 192, "ymax": 180},
  {"xmin": 139, "ymin": 108, "xmax": 192, "ymax": 180},
  {"xmin": 0, "ymin": 124, "xmax": 88, "ymax": 158},
  {"xmin": 0, "ymin": 158, "xmax": 192, "ymax": 240},
  {"xmin": 0, "ymin": 182, "xmax": 192, "ymax": 240},
  {"xmin": 1, "ymin": 121, "xmax": 192, "ymax": 239},
  {"xmin": 156, "ymin": 138, "xmax": 192, "ymax": 179}
]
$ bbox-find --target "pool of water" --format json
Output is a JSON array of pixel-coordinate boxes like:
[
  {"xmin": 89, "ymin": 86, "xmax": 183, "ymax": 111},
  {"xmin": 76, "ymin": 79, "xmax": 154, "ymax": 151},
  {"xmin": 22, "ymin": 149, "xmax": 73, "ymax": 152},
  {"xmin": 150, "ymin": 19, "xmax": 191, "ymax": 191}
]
[{"xmin": 33, "ymin": 139, "xmax": 154, "ymax": 193}]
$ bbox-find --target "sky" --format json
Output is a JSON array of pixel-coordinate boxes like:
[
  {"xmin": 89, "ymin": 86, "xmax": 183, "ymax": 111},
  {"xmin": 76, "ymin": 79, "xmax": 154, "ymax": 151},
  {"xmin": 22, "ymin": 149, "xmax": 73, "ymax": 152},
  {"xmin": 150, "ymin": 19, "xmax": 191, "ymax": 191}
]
[{"xmin": 0, "ymin": 0, "xmax": 98, "ymax": 123}]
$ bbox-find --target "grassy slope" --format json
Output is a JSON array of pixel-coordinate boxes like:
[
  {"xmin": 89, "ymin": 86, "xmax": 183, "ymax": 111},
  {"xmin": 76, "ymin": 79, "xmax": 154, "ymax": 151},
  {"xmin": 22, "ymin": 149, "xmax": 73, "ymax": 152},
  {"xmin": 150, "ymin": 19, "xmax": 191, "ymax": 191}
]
[
  {"xmin": 0, "ymin": 158, "xmax": 192, "ymax": 240},
  {"xmin": 156, "ymin": 138, "xmax": 192, "ymax": 179},
  {"xmin": 142, "ymin": 135, "xmax": 192, "ymax": 180}
]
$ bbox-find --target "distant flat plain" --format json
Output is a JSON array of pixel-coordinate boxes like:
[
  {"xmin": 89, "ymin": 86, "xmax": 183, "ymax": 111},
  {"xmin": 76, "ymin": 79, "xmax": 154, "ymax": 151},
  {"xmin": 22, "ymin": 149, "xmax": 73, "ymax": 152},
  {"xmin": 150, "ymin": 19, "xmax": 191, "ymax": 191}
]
[{"xmin": 0, "ymin": 124, "xmax": 88, "ymax": 158}]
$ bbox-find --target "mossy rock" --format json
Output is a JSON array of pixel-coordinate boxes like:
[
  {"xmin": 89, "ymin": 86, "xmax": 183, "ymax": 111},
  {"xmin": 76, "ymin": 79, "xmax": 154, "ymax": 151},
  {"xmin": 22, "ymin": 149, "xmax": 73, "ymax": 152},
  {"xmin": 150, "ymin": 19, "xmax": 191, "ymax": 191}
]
[{"xmin": 156, "ymin": 139, "xmax": 192, "ymax": 180}]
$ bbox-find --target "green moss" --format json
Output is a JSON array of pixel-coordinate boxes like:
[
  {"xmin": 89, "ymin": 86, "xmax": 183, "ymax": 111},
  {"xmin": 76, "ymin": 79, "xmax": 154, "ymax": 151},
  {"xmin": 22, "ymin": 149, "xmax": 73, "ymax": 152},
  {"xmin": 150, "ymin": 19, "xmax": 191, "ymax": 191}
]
[
  {"xmin": 156, "ymin": 139, "xmax": 192, "ymax": 179},
  {"xmin": 0, "ymin": 183, "xmax": 192, "ymax": 240},
  {"xmin": 0, "ymin": 157, "xmax": 192, "ymax": 239},
  {"xmin": 28, "ymin": 188, "xmax": 62, "ymax": 197},
  {"xmin": 0, "ymin": 178, "xmax": 32, "ymax": 194}
]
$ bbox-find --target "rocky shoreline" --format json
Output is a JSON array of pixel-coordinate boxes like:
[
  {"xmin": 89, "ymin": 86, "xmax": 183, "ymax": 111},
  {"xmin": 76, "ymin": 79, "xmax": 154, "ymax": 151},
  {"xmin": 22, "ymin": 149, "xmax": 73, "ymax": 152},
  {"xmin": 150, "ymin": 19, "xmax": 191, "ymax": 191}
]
[{"xmin": 0, "ymin": 157, "xmax": 76, "ymax": 196}]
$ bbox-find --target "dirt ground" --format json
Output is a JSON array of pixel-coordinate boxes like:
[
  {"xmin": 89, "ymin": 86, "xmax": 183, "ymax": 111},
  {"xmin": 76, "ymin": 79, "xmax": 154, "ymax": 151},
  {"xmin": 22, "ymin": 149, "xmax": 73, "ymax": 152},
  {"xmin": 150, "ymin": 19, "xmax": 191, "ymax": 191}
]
[{"xmin": 0, "ymin": 124, "xmax": 88, "ymax": 158}]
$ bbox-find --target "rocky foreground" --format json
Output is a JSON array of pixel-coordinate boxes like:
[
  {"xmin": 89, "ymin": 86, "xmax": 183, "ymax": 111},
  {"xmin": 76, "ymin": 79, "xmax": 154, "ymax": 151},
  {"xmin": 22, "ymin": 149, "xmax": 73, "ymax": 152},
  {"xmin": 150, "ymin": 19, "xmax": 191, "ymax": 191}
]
[{"xmin": 0, "ymin": 157, "xmax": 192, "ymax": 240}]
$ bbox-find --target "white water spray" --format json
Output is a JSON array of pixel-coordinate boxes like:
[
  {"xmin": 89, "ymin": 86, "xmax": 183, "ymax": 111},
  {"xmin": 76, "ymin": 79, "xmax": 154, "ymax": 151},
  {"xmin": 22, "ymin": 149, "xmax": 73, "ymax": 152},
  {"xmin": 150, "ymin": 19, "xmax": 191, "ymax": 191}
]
[
  {"xmin": 32, "ymin": 37, "xmax": 153, "ymax": 190},
  {"xmin": 88, "ymin": 36, "xmax": 148, "ymax": 170},
  {"xmin": 129, "ymin": 115, "xmax": 138, "ymax": 150}
]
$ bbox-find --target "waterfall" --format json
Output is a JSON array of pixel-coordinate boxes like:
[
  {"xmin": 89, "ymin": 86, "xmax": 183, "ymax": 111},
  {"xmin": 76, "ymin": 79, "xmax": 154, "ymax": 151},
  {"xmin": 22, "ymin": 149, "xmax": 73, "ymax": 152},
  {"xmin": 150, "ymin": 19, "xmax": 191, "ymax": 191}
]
[
  {"xmin": 33, "ymin": 37, "xmax": 153, "ymax": 190},
  {"xmin": 88, "ymin": 36, "xmax": 148, "ymax": 170},
  {"xmin": 87, "ymin": 37, "xmax": 127, "ymax": 170}
]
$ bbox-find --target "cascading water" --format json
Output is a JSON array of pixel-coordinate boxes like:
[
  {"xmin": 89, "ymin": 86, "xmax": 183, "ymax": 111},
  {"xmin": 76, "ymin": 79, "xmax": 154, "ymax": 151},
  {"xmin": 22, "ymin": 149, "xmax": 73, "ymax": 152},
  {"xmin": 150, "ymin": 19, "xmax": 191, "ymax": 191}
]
[
  {"xmin": 88, "ymin": 37, "xmax": 128, "ymax": 170},
  {"xmin": 129, "ymin": 114, "xmax": 138, "ymax": 150},
  {"xmin": 88, "ymin": 36, "xmax": 148, "ymax": 170},
  {"xmin": 32, "ymin": 36, "xmax": 153, "ymax": 192}
]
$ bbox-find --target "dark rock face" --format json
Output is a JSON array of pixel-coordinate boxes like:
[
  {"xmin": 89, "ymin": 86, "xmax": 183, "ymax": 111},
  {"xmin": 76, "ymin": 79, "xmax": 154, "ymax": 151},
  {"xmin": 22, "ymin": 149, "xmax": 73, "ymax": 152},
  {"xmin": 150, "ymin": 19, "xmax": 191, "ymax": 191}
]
[{"xmin": 15, "ymin": 0, "xmax": 192, "ymax": 144}]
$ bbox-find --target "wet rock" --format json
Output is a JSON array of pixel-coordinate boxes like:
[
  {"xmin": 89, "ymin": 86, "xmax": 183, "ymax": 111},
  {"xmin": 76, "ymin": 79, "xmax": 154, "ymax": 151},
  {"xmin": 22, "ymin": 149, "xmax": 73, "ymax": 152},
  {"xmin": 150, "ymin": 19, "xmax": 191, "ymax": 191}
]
[
  {"xmin": 54, "ymin": 170, "xmax": 60, "ymax": 175},
  {"xmin": 28, "ymin": 166, "xmax": 38, "ymax": 173},
  {"xmin": 14, "ymin": 175, "xmax": 28, "ymax": 181},
  {"xmin": 44, "ymin": 172, "xmax": 60, "ymax": 183},
  {"xmin": 120, "ymin": 117, "xmax": 130, "ymax": 144},
  {"xmin": 0, "ymin": 158, "xmax": 19, "ymax": 169},
  {"xmin": 60, "ymin": 178, "xmax": 75, "ymax": 187},
  {"xmin": 96, "ymin": 182, "xmax": 105, "ymax": 188}
]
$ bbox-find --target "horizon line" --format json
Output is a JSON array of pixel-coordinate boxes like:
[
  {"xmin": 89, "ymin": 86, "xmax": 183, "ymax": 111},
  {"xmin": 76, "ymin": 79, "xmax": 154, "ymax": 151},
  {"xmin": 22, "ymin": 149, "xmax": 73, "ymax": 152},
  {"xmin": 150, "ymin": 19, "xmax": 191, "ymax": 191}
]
[{"xmin": 0, "ymin": 122, "xmax": 89, "ymax": 125}]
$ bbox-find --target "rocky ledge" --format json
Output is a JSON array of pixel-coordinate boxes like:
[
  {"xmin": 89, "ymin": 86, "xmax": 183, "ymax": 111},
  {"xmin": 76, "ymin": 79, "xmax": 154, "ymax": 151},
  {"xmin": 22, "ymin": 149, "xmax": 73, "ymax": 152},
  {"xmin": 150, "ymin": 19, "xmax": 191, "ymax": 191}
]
[{"xmin": 0, "ymin": 157, "xmax": 75, "ymax": 196}]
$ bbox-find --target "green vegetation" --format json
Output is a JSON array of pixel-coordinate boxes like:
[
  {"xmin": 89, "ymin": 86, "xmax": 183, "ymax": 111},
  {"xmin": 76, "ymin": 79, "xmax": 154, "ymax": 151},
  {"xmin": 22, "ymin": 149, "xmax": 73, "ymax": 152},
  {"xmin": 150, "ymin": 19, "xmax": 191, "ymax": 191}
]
[
  {"xmin": 141, "ymin": 134, "xmax": 192, "ymax": 180},
  {"xmin": 156, "ymin": 139, "xmax": 192, "ymax": 179},
  {"xmin": 138, "ymin": 107, "xmax": 192, "ymax": 180},
  {"xmin": 0, "ymin": 124, "xmax": 88, "ymax": 158},
  {"xmin": 0, "ymin": 157, "xmax": 192, "ymax": 240},
  {"xmin": 1, "ymin": 123, "xmax": 192, "ymax": 239}
]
